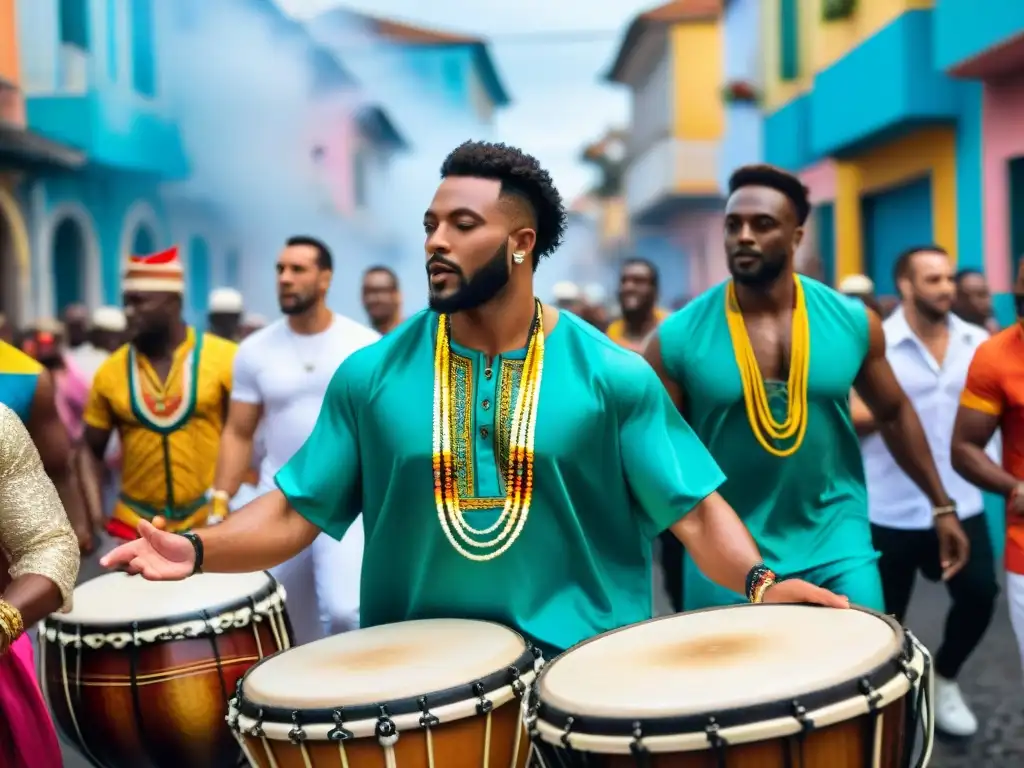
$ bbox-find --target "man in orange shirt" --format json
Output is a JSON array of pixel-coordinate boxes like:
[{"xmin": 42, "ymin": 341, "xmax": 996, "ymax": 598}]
[{"xmin": 952, "ymin": 262, "xmax": 1024, "ymax": 676}]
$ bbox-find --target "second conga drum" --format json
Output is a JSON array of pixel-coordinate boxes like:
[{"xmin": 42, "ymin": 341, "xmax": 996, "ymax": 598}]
[
  {"xmin": 532, "ymin": 605, "xmax": 934, "ymax": 767},
  {"xmin": 40, "ymin": 570, "xmax": 291, "ymax": 768},
  {"xmin": 230, "ymin": 619, "xmax": 540, "ymax": 768}
]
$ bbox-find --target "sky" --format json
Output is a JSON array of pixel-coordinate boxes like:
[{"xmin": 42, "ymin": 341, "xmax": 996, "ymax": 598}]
[{"xmin": 275, "ymin": 0, "xmax": 655, "ymax": 201}]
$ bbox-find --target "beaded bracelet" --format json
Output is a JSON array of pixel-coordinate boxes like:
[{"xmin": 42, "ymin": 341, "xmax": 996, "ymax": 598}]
[{"xmin": 745, "ymin": 564, "xmax": 777, "ymax": 604}]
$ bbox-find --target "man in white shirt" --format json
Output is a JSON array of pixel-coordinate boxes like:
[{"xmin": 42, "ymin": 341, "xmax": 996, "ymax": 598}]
[
  {"xmin": 854, "ymin": 245, "xmax": 997, "ymax": 738},
  {"xmin": 211, "ymin": 236, "xmax": 379, "ymax": 644}
]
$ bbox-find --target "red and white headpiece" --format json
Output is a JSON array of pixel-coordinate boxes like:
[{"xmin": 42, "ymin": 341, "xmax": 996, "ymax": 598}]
[{"xmin": 123, "ymin": 246, "xmax": 185, "ymax": 294}]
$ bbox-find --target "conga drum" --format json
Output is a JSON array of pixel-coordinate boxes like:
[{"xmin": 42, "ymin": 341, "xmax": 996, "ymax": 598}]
[
  {"xmin": 531, "ymin": 605, "xmax": 934, "ymax": 767},
  {"xmin": 230, "ymin": 619, "xmax": 541, "ymax": 767},
  {"xmin": 39, "ymin": 571, "xmax": 291, "ymax": 768}
]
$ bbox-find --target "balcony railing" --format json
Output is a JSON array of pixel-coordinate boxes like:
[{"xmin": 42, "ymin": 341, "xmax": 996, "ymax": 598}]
[{"xmin": 625, "ymin": 136, "xmax": 721, "ymax": 218}]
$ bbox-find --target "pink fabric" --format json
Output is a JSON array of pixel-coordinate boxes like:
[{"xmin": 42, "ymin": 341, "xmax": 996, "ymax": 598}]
[
  {"xmin": 0, "ymin": 635, "xmax": 62, "ymax": 768},
  {"xmin": 53, "ymin": 354, "xmax": 90, "ymax": 443}
]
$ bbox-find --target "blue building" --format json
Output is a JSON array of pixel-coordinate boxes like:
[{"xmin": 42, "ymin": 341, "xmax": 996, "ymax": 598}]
[
  {"xmin": 17, "ymin": 0, "xmax": 188, "ymax": 318},
  {"xmin": 719, "ymin": 0, "xmax": 763, "ymax": 191}
]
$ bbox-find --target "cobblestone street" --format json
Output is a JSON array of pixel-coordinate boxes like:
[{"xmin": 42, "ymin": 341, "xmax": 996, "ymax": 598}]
[{"xmin": 55, "ymin": 548, "xmax": 1021, "ymax": 767}]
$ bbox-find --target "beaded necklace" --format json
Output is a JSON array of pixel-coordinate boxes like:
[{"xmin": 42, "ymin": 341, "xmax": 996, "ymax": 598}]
[
  {"xmin": 725, "ymin": 275, "xmax": 810, "ymax": 457},
  {"xmin": 433, "ymin": 300, "xmax": 544, "ymax": 561}
]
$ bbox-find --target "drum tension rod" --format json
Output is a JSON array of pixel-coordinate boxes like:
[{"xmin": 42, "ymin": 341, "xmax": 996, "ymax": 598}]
[
  {"xmin": 858, "ymin": 679, "xmax": 882, "ymax": 711},
  {"xmin": 328, "ymin": 709, "xmax": 353, "ymax": 741},
  {"xmin": 506, "ymin": 664, "xmax": 527, "ymax": 699},
  {"xmin": 288, "ymin": 711, "xmax": 307, "ymax": 744},
  {"xmin": 790, "ymin": 701, "xmax": 815, "ymax": 733},
  {"xmin": 473, "ymin": 682, "xmax": 494, "ymax": 715},
  {"xmin": 629, "ymin": 721, "xmax": 649, "ymax": 761},
  {"xmin": 375, "ymin": 704, "xmax": 400, "ymax": 747},
  {"xmin": 250, "ymin": 708, "xmax": 265, "ymax": 738},
  {"xmin": 417, "ymin": 696, "xmax": 440, "ymax": 728}
]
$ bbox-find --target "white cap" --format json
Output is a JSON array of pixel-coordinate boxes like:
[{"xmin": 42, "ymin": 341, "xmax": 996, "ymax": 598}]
[
  {"xmin": 91, "ymin": 306, "xmax": 127, "ymax": 332},
  {"xmin": 209, "ymin": 287, "xmax": 244, "ymax": 313},
  {"xmin": 553, "ymin": 281, "xmax": 581, "ymax": 302},
  {"xmin": 838, "ymin": 274, "xmax": 875, "ymax": 295}
]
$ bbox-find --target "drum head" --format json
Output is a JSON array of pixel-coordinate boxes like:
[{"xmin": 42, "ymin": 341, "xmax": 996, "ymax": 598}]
[
  {"xmin": 539, "ymin": 605, "xmax": 902, "ymax": 721},
  {"xmin": 60, "ymin": 571, "xmax": 274, "ymax": 626},
  {"xmin": 242, "ymin": 619, "xmax": 526, "ymax": 710}
]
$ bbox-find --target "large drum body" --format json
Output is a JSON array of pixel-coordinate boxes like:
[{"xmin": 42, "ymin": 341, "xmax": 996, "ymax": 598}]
[
  {"xmin": 40, "ymin": 571, "xmax": 291, "ymax": 768},
  {"xmin": 231, "ymin": 619, "xmax": 540, "ymax": 768},
  {"xmin": 532, "ymin": 605, "xmax": 934, "ymax": 767}
]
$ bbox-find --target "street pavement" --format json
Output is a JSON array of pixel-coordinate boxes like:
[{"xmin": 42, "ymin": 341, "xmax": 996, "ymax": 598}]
[{"xmin": 55, "ymin": 544, "xmax": 1021, "ymax": 767}]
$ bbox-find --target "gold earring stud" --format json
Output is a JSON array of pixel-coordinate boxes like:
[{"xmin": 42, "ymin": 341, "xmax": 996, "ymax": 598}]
[{"xmin": 512, "ymin": 251, "xmax": 526, "ymax": 264}]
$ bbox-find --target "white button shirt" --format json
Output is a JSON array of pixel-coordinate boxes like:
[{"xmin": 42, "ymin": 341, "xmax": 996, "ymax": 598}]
[{"xmin": 863, "ymin": 307, "xmax": 993, "ymax": 530}]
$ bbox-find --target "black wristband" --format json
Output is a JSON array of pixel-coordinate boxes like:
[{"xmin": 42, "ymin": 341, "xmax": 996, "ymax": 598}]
[
  {"xmin": 745, "ymin": 563, "xmax": 774, "ymax": 603},
  {"xmin": 180, "ymin": 532, "xmax": 204, "ymax": 575}
]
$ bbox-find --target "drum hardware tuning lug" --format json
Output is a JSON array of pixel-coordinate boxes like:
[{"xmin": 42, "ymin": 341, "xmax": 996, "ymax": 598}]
[
  {"xmin": 472, "ymin": 682, "xmax": 494, "ymax": 714},
  {"xmin": 507, "ymin": 665, "xmax": 527, "ymax": 699},
  {"xmin": 417, "ymin": 696, "xmax": 440, "ymax": 728},
  {"xmin": 250, "ymin": 708, "xmax": 265, "ymax": 738},
  {"xmin": 287, "ymin": 711, "xmax": 307, "ymax": 744},
  {"xmin": 629, "ymin": 721, "xmax": 648, "ymax": 758},
  {"xmin": 375, "ymin": 706, "xmax": 400, "ymax": 747},
  {"xmin": 899, "ymin": 658, "xmax": 920, "ymax": 683},
  {"xmin": 858, "ymin": 678, "xmax": 882, "ymax": 711},
  {"xmin": 790, "ymin": 701, "xmax": 815, "ymax": 733},
  {"xmin": 328, "ymin": 709, "xmax": 354, "ymax": 741},
  {"xmin": 559, "ymin": 716, "xmax": 575, "ymax": 749},
  {"xmin": 704, "ymin": 717, "xmax": 728, "ymax": 750}
]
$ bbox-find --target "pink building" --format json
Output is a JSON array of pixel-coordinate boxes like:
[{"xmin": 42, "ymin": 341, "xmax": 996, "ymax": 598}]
[{"xmin": 981, "ymin": 76, "xmax": 1024, "ymax": 293}]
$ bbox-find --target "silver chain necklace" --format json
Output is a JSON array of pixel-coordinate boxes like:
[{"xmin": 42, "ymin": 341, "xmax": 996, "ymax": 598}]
[{"xmin": 286, "ymin": 317, "xmax": 333, "ymax": 373}]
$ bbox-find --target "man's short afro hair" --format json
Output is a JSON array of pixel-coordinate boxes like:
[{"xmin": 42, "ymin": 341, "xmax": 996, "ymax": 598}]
[
  {"xmin": 728, "ymin": 164, "xmax": 811, "ymax": 225},
  {"xmin": 440, "ymin": 140, "xmax": 567, "ymax": 266}
]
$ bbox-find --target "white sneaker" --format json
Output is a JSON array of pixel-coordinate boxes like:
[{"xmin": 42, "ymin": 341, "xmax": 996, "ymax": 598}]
[{"xmin": 934, "ymin": 676, "xmax": 978, "ymax": 737}]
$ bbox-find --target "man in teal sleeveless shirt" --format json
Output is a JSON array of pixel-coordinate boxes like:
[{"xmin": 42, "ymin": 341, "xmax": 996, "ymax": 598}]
[
  {"xmin": 646, "ymin": 165, "xmax": 969, "ymax": 612},
  {"xmin": 101, "ymin": 143, "xmax": 845, "ymax": 657}
]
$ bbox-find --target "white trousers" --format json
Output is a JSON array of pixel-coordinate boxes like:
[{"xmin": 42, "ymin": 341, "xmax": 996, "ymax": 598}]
[
  {"xmin": 1006, "ymin": 571, "xmax": 1024, "ymax": 683},
  {"xmin": 270, "ymin": 516, "xmax": 364, "ymax": 646}
]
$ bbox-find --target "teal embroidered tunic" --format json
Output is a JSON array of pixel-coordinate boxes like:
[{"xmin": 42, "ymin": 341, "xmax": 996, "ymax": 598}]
[{"xmin": 276, "ymin": 309, "xmax": 725, "ymax": 656}]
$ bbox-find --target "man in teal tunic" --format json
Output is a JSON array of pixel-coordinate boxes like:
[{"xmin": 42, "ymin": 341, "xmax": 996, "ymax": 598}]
[
  {"xmin": 101, "ymin": 144, "xmax": 844, "ymax": 657},
  {"xmin": 645, "ymin": 164, "xmax": 970, "ymax": 612}
]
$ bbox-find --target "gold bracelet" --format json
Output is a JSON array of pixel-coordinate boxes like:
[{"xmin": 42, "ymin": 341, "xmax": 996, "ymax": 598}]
[
  {"xmin": 0, "ymin": 600, "xmax": 24, "ymax": 644},
  {"xmin": 753, "ymin": 576, "xmax": 776, "ymax": 604}
]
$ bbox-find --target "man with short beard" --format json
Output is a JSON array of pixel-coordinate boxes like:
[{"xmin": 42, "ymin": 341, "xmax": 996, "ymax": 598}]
[
  {"xmin": 953, "ymin": 268, "xmax": 999, "ymax": 333},
  {"xmin": 209, "ymin": 236, "xmax": 377, "ymax": 643},
  {"xmin": 100, "ymin": 143, "xmax": 846, "ymax": 662},
  {"xmin": 607, "ymin": 258, "xmax": 666, "ymax": 353},
  {"xmin": 83, "ymin": 247, "xmax": 237, "ymax": 541},
  {"xmin": 646, "ymin": 165, "xmax": 969, "ymax": 613},
  {"xmin": 855, "ymin": 246, "xmax": 995, "ymax": 737}
]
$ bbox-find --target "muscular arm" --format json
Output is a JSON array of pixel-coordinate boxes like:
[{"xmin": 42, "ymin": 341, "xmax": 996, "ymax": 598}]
[
  {"xmin": 213, "ymin": 400, "xmax": 263, "ymax": 497},
  {"xmin": 952, "ymin": 407, "xmax": 1015, "ymax": 495},
  {"xmin": 849, "ymin": 390, "xmax": 877, "ymax": 437},
  {"xmin": 669, "ymin": 492, "xmax": 759, "ymax": 594},
  {"xmin": 853, "ymin": 311, "xmax": 951, "ymax": 507},
  {"xmin": 197, "ymin": 490, "xmax": 319, "ymax": 572},
  {"xmin": 27, "ymin": 370, "xmax": 91, "ymax": 537}
]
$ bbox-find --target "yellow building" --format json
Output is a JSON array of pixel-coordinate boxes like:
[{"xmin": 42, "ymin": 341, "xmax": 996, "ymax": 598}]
[{"xmin": 761, "ymin": 0, "xmax": 980, "ymax": 296}]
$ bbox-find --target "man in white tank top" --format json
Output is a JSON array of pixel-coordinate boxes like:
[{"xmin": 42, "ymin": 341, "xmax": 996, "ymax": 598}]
[{"xmin": 211, "ymin": 236, "xmax": 380, "ymax": 644}]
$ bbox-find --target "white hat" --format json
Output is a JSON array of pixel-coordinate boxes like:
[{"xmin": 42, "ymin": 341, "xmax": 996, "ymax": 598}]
[
  {"xmin": 209, "ymin": 287, "xmax": 244, "ymax": 313},
  {"xmin": 91, "ymin": 306, "xmax": 127, "ymax": 332},
  {"xmin": 838, "ymin": 274, "xmax": 875, "ymax": 295},
  {"xmin": 553, "ymin": 281, "xmax": 581, "ymax": 302}
]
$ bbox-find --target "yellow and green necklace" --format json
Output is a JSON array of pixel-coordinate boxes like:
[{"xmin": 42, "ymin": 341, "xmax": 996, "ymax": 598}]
[
  {"xmin": 725, "ymin": 275, "xmax": 810, "ymax": 457},
  {"xmin": 432, "ymin": 300, "xmax": 545, "ymax": 561}
]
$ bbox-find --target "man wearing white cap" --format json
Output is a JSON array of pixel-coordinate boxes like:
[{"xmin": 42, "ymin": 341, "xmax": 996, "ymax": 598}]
[
  {"xmin": 68, "ymin": 306, "xmax": 127, "ymax": 382},
  {"xmin": 208, "ymin": 287, "xmax": 244, "ymax": 342},
  {"xmin": 210, "ymin": 235, "xmax": 378, "ymax": 643},
  {"xmin": 83, "ymin": 247, "xmax": 237, "ymax": 542}
]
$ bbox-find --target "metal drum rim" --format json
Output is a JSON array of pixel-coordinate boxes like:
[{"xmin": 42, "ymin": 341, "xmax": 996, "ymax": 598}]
[
  {"xmin": 534, "ymin": 604, "xmax": 910, "ymax": 739},
  {"xmin": 235, "ymin": 621, "xmax": 539, "ymax": 725},
  {"xmin": 39, "ymin": 570, "xmax": 281, "ymax": 638}
]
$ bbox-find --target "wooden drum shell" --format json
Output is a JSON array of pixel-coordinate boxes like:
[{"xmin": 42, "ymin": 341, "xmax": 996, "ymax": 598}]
[{"xmin": 40, "ymin": 582, "xmax": 291, "ymax": 768}]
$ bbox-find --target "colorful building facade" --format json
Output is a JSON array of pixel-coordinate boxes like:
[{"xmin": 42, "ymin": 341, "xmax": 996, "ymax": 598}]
[
  {"xmin": 761, "ymin": 0, "xmax": 1024, "ymax": 314},
  {"xmin": 17, "ymin": 0, "xmax": 188, "ymax": 318}
]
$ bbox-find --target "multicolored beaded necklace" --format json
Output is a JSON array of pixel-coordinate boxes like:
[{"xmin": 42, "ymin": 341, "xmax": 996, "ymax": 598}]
[{"xmin": 432, "ymin": 300, "xmax": 545, "ymax": 561}]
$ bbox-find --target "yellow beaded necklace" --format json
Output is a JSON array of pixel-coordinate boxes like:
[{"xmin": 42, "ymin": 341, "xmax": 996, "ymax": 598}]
[
  {"xmin": 432, "ymin": 300, "xmax": 545, "ymax": 561},
  {"xmin": 725, "ymin": 275, "xmax": 810, "ymax": 457}
]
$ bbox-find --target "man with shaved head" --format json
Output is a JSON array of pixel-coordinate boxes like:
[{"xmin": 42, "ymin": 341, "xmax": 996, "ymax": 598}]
[{"xmin": 647, "ymin": 164, "xmax": 969, "ymax": 613}]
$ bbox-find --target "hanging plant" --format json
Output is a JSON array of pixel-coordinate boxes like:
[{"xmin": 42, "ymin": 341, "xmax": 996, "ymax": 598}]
[
  {"xmin": 722, "ymin": 80, "xmax": 760, "ymax": 105},
  {"xmin": 823, "ymin": 0, "xmax": 856, "ymax": 21}
]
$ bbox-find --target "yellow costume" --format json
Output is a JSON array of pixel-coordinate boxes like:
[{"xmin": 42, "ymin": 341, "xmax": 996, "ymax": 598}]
[
  {"xmin": 606, "ymin": 308, "xmax": 668, "ymax": 353},
  {"xmin": 84, "ymin": 328, "xmax": 236, "ymax": 534}
]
